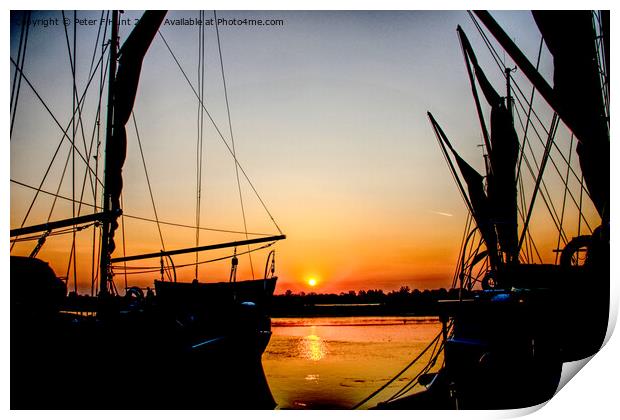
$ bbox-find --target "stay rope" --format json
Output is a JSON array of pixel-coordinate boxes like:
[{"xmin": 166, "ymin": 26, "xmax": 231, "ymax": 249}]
[
  {"xmin": 195, "ymin": 10, "xmax": 206, "ymax": 278},
  {"xmin": 158, "ymin": 29, "xmax": 283, "ymax": 236},
  {"xmin": 351, "ymin": 329, "xmax": 444, "ymax": 409},
  {"xmin": 214, "ymin": 10, "xmax": 255, "ymax": 279}
]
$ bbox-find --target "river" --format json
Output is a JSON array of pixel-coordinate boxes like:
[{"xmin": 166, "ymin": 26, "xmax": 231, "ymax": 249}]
[{"xmin": 262, "ymin": 316, "xmax": 443, "ymax": 409}]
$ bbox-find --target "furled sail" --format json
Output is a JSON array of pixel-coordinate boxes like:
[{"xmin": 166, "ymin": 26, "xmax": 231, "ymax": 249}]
[
  {"xmin": 106, "ymin": 11, "xmax": 166, "ymax": 253},
  {"xmin": 452, "ymin": 150, "xmax": 500, "ymax": 267},
  {"xmin": 458, "ymin": 28, "xmax": 519, "ymax": 263},
  {"xmin": 429, "ymin": 114, "xmax": 499, "ymax": 266},
  {"xmin": 532, "ymin": 11, "xmax": 609, "ymax": 222}
]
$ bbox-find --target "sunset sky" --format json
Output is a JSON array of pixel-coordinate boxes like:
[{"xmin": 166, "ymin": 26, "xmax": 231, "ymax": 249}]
[{"xmin": 9, "ymin": 9, "xmax": 600, "ymax": 294}]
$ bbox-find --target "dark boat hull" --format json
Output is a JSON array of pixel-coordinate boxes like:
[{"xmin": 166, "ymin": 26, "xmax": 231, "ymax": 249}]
[
  {"xmin": 11, "ymin": 257, "xmax": 278, "ymax": 409},
  {"xmin": 377, "ymin": 260, "xmax": 608, "ymax": 410}
]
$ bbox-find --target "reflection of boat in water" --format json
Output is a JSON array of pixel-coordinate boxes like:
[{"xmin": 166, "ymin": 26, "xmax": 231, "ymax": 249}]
[
  {"xmin": 375, "ymin": 10, "xmax": 609, "ymax": 409},
  {"xmin": 11, "ymin": 10, "xmax": 284, "ymax": 409}
]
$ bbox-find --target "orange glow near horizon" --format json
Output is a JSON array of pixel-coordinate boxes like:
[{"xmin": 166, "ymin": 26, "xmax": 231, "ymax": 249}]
[
  {"xmin": 9, "ymin": 11, "xmax": 603, "ymax": 297},
  {"xmin": 10, "ymin": 181, "xmax": 598, "ymax": 296}
]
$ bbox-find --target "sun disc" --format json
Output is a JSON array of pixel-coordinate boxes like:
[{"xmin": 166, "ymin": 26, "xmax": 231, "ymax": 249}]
[{"xmin": 308, "ymin": 278, "xmax": 317, "ymax": 287}]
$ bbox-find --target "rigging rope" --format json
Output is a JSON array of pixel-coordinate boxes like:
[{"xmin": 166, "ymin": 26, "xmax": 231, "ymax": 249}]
[
  {"xmin": 158, "ymin": 30, "xmax": 284, "ymax": 235},
  {"xmin": 131, "ymin": 112, "xmax": 168, "ymax": 265},
  {"xmin": 120, "ymin": 194, "xmax": 128, "ymax": 290},
  {"xmin": 351, "ymin": 330, "xmax": 443, "ymax": 409},
  {"xmin": 10, "ymin": 11, "xmax": 30, "ymax": 138},
  {"xmin": 65, "ymin": 10, "xmax": 80, "ymax": 293},
  {"xmin": 517, "ymin": 113, "xmax": 560, "ymax": 254},
  {"xmin": 468, "ymin": 10, "xmax": 592, "ymax": 196},
  {"xmin": 462, "ymin": 236, "xmax": 486, "ymax": 290},
  {"xmin": 511, "ymin": 83, "xmax": 593, "ymax": 220},
  {"xmin": 466, "ymin": 11, "xmax": 595, "ymax": 259},
  {"xmin": 87, "ymin": 11, "xmax": 106, "ymax": 81},
  {"xmin": 56, "ymin": 11, "xmax": 109, "ymax": 292},
  {"xmin": 111, "ymin": 241, "xmax": 277, "ymax": 275},
  {"xmin": 517, "ymin": 175, "xmax": 532, "ymax": 263},
  {"xmin": 592, "ymin": 12, "xmax": 610, "ymax": 121},
  {"xmin": 515, "ymin": 36, "xmax": 544, "ymax": 189},
  {"xmin": 513, "ymin": 109, "xmax": 569, "ymax": 242},
  {"xmin": 195, "ymin": 10, "xmax": 206, "ymax": 278},
  {"xmin": 11, "ymin": 223, "xmax": 99, "ymax": 243},
  {"xmin": 10, "ymin": 12, "xmax": 27, "ymax": 118},
  {"xmin": 214, "ymin": 10, "xmax": 255, "ymax": 279},
  {"xmin": 72, "ymin": 31, "xmax": 104, "ymax": 219},
  {"xmin": 513, "ymin": 104, "xmax": 592, "ymax": 235},
  {"xmin": 73, "ymin": 10, "xmax": 79, "ymax": 293},
  {"xmin": 9, "ymin": 50, "xmax": 108, "ymax": 246},
  {"xmin": 452, "ymin": 213, "xmax": 474, "ymax": 289},
  {"xmin": 92, "ymin": 11, "xmax": 109, "ymax": 296},
  {"xmin": 516, "ymin": 180, "xmax": 544, "ymax": 264},
  {"xmin": 473, "ymin": 17, "xmax": 595, "ymax": 210},
  {"xmin": 47, "ymin": 141, "xmax": 73, "ymax": 223},
  {"xmin": 386, "ymin": 332, "xmax": 446, "ymax": 402},
  {"xmin": 11, "ymin": 179, "xmax": 277, "ymax": 237},
  {"xmin": 555, "ymin": 134, "xmax": 575, "ymax": 264},
  {"xmin": 429, "ymin": 114, "xmax": 477, "ymax": 220},
  {"xmin": 468, "ymin": 11, "xmax": 563, "ymax": 243}
]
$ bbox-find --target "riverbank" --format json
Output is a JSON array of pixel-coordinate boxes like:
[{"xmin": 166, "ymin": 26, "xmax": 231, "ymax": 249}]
[{"xmin": 270, "ymin": 287, "xmax": 473, "ymax": 317}]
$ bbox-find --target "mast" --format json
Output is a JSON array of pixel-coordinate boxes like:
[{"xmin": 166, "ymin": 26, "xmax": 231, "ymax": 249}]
[
  {"xmin": 474, "ymin": 11, "xmax": 609, "ymax": 221},
  {"xmin": 473, "ymin": 11, "xmax": 557, "ymax": 111},
  {"xmin": 505, "ymin": 66, "xmax": 513, "ymax": 120},
  {"xmin": 457, "ymin": 25, "xmax": 519, "ymax": 264},
  {"xmin": 100, "ymin": 10, "xmax": 119, "ymax": 297},
  {"xmin": 456, "ymin": 26, "xmax": 492, "ymax": 156}
]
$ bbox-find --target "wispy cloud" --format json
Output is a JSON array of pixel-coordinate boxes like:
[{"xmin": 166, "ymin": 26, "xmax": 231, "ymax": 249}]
[{"xmin": 430, "ymin": 210, "xmax": 453, "ymax": 217}]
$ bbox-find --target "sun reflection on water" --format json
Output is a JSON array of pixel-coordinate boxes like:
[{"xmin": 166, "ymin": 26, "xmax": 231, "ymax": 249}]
[{"xmin": 299, "ymin": 327, "xmax": 327, "ymax": 361}]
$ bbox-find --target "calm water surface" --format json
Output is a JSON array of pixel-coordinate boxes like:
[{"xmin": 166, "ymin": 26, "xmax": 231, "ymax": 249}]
[{"xmin": 263, "ymin": 316, "xmax": 443, "ymax": 409}]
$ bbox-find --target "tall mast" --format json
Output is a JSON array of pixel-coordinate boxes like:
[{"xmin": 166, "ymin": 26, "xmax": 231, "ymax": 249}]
[
  {"xmin": 99, "ymin": 10, "xmax": 119, "ymax": 297},
  {"xmin": 473, "ymin": 11, "xmax": 557, "ymax": 111},
  {"xmin": 505, "ymin": 67, "xmax": 513, "ymax": 120}
]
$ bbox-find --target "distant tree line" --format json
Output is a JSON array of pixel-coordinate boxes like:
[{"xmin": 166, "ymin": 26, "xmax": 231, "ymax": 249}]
[{"xmin": 271, "ymin": 286, "xmax": 476, "ymax": 317}]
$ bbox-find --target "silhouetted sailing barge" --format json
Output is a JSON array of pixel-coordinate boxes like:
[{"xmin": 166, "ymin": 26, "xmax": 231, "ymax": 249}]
[
  {"xmin": 378, "ymin": 11, "xmax": 609, "ymax": 409},
  {"xmin": 11, "ymin": 11, "xmax": 284, "ymax": 409}
]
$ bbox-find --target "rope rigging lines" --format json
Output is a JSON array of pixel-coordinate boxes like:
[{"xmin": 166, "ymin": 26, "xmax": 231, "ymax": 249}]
[
  {"xmin": 111, "ymin": 241, "xmax": 278, "ymax": 277},
  {"xmin": 157, "ymin": 23, "xmax": 284, "ymax": 236},
  {"xmin": 11, "ymin": 11, "xmax": 284, "ymax": 292},
  {"xmin": 11, "ymin": 178, "xmax": 276, "ymax": 237},
  {"xmin": 195, "ymin": 10, "xmax": 206, "ymax": 279},
  {"xmin": 463, "ymin": 11, "xmax": 596, "ymax": 266},
  {"xmin": 129, "ymin": 112, "xmax": 171, "ymax": 283},
  {"xmin": 10, "ymin": 11, "xmax": 30, "ymax": 138},
  {"xmin": 12, "ymin": 11, "xmax": 111, "ymax": 291},
  {"xmin": 352, "ymin": 326, "xmax": 447, "ymax": 409},
  {"xmin": 214, "ymin": 10, "xmax": 255, "ymax": 279},
  {"xmin": 511, "ymin": 86, "xmax": 593, "ymax": 233},
  {"xmin": 11, "ymin": 222, "xmax": 99, "ymax": 244},
  {"xmin": 592, "ymin": 11, "xmax": 609, "ymax": 124},
  {"xmin": 10, "ymin": 41, "xmax": 109, "ymax": 238},
  {"xmin": 61, "ymin": 10, "xmax": 105, "ymax": 221},
  {"xmin": 10, "ymin": 12, "xmax": 110, "ymax": 286},
  {"xmin": 134, "ymin": 10, "xmax": 284, "ymax": 281},
  {"xmin": 384, "ymin": 328, "xmax": 445, "ymax": 403},
  {"xmin": 131, "ymin": 112, "xmax": 167, "ymax": 253}
]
